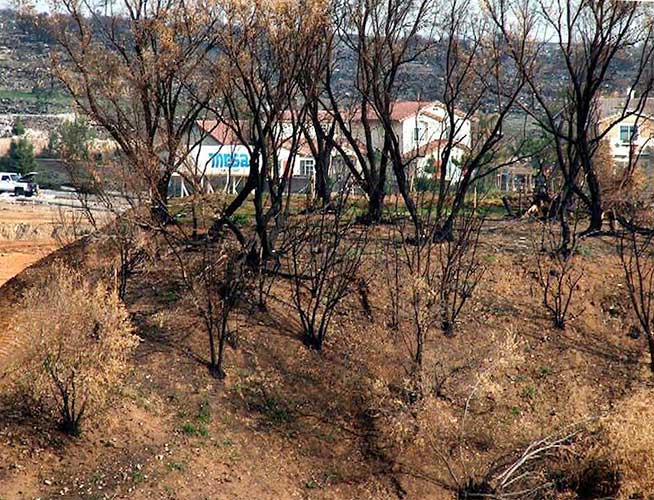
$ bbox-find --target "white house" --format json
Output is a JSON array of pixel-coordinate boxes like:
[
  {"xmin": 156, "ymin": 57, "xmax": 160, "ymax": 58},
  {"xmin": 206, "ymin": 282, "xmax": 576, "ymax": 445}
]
[
  {"xmin": 597, "ymin": 96, "xmax": 654, "ymax": 171},
  {"xmin": 348, "ymin": 101, "xmax": 471, "ymax": 182},
  {"xmin": 174, "ymin": 101, "xmax": 472, "ymax": 196},
  {"xmin": 173, "ymin": 120, "xmax": 319, "ymax": 196}
]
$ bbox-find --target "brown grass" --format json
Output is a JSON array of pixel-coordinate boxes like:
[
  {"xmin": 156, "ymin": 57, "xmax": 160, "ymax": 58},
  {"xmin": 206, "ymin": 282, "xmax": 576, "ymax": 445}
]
[
  {"xmin": 0, "ymin": 214, "xmax": 652, "ymax": 498},
  {"xmin": 12, "ymin": 264, "xmax": 138, "ymax": 435},
  {"xmin": 598, "ymin": 388, "xmax": 654, "ymax": 498}
]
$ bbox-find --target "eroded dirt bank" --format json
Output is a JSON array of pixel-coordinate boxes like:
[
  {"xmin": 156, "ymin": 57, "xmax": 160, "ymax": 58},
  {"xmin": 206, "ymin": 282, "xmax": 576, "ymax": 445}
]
[{"xmin": 0, "ymin": 201, "xmax": 62, "ymax": 287}]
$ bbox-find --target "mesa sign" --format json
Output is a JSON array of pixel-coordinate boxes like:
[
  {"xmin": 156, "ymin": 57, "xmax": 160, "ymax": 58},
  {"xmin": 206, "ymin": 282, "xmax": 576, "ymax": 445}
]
[
  {"xmin": 189, "ymin": 145, "xmax": 252, "ymax": 175},
  {"xmin": 209, "ymin": 151, "xmax": 250, "ymax": 171}
]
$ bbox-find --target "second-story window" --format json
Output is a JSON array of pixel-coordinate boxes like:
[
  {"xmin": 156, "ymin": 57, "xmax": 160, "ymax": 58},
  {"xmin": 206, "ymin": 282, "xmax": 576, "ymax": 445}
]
[
  {"xmin": 414, "ymin": 121, "xmax": 427, "ymax": 143},
  {"xmin": 620, "ymin": 125, "xmax": 638, "ymax": 143},
  {"xmin": 299, "ymin": 158, "xmax": 315, "ymax": 177}
]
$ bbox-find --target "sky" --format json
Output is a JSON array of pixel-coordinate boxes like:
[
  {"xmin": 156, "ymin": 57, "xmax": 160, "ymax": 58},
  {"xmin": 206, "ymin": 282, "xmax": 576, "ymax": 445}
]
[{"xmin": 0, "ymin": 1, "xmax": 50, "ymax": 12}]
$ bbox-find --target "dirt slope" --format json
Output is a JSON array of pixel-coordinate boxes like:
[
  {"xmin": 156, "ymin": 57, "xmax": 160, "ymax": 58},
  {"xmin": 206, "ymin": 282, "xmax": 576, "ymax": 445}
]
[
  {"xmin": 0, "ymin": 218, "xmax": 652, "ymax": 499},
  {"xmin": 0, "ymin": 202, "xmax": 61, "ymax": 287},
  {"xmin": 0, "ymin": 202, "xmax": 60, "ymax": 379}
]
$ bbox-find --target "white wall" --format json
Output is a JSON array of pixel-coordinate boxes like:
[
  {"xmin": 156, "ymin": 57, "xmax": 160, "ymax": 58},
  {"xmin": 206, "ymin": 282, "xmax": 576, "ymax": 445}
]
[
  {"xmin": 350, "ymin": 121, "xmax": 386, "ymax": 152},
  {"xmin": 415, "ymin": 146, "xmax": 465, "ymax": 182},
  {"xmin": 187, "ymin": 142, "xmax": 318, "ymax": 178},
  {"xmin": 184, "ymin": 102, "xmax": 472, "ymax": 182},
  {"xmin": 602, "ymin": 115, "xmax": 654, "ymax": 162},
  {"xmin": 187, "ymin": 143, "xmax": 252, "ymax": 177}
]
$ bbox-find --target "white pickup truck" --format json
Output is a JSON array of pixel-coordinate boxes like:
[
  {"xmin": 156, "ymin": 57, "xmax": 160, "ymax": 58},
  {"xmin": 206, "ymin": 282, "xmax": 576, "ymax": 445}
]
[{"xmin": 0, "ymin": 172, "xmax": 39, "ymax": 197}]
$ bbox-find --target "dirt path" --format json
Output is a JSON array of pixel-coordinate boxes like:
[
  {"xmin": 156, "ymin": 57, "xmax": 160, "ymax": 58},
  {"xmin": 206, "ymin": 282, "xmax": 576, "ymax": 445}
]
[{"xmin": 0, "ymin": 201, "xmax": 63, "ymax": 280}]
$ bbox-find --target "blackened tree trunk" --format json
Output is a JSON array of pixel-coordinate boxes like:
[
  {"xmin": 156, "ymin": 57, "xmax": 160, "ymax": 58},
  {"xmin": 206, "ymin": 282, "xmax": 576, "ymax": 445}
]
[
  {"xmin": 366, "ymin": 180, "xmax": 386, "ymax": 224},
  {"xmin": 152, "ymin": 172, "xmax": 173, "ymax": 224},
  {"xmin": 303, "ymin": 328, "xmax": 323, "ymax": 350},
  {"xmin": 647, "ymin": 332, "xmax": 654, "ymax": 373},
  {"xmin": 206, "ymin": 318, "xmax": 218, "ymax": 377},
  {"xmin": 315, "ymin": 165, "xmax": 331, "ymax": 208},
  {"xmin": 209, "ymin": 176, "xmax": 256, "ymax": 235},
  {"xmin": 391, "ymin": 158, "xmax": 420, "ymax": 231},
  {"xmin": 212, "ymin": 312, "xmax": 228, "ymax": 380},
  {"xmin": 584, "ymin": 161, "xmax": 604, "ymax": 234},
  {"xmin": 303, "ymin": 105, "xmax": 336, "ymax": 210}
]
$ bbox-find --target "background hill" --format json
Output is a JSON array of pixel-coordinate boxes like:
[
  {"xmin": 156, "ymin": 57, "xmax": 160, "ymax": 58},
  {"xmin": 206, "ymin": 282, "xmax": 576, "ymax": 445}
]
[
  {"xmin": 0, "ymin": 9, "xmax": 640, "ymax": 117},
  {"xmin": 0, "ymin": 9, "xmax": 69, "ymax": 114}
]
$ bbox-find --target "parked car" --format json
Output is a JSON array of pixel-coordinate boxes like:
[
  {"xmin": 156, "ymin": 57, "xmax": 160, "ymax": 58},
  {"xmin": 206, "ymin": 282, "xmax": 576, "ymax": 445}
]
[{"xmin": 0, "ymin": 171, "xmax": 39, "ymax": 197}]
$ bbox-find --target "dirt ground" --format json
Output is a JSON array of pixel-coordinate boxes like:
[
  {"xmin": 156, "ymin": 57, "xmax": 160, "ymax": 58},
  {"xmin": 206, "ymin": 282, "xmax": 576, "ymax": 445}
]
[
  {"xmin": 1, "ymin": 210, "xmax": 653, "ymax": 499},
  {"xmin": 0, "ymin": 201, "xmax": 61, "ymax": 287},
  {"xmin": 0, "ymin": 241, "xmax": 57, "ymax": 286}
]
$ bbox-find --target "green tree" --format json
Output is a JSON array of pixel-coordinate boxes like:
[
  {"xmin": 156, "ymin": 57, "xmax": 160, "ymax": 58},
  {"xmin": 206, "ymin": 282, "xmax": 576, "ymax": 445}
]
[
  {"xmin": 511, "ymin": 131, "xmax": 556, "ymax": 171},
  {"xmin": 12, "ymin": 120, "xmax": 25, "ymax": 136},
  {"xmin": 49, "ymin": 118, "xmax": 95, "ymax": 162},
  {"xmin": 0, "ymin": 138, "xmax": 38, "ymax": 174}
]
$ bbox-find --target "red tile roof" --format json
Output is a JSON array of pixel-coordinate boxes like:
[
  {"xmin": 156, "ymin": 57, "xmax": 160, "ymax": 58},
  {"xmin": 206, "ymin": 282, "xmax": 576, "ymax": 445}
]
[
  {"xmin": 280, "ymin": 101, "xmax": 465, "ymax": 124},
  {"xmin": 196, "ymin": 120, "xmax": 246, "ymax": 144},
  {"xmin": 357, "ymin": 101, "xmax": 466, "ymax": 122},
  {"xmin": 389, "ymin": 101, "xmax": 435, "ymax": 121},
  {"xmin": 347, "ymin": 101, "xmax": 432, "ymax": 122}
]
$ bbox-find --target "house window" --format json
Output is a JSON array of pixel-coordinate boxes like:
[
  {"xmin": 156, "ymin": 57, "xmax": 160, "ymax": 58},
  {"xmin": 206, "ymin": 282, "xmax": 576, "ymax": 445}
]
[
  {"xmin": 414, "ymin": 121, "xmax": 427, "ymax": 143},
  {"xmin": 620, "ymin": 125, "xmax": 638, "ymax": 143},
  {"xmin": 299, "ymin": 158, "xmax": 315, "ymax": 177}
]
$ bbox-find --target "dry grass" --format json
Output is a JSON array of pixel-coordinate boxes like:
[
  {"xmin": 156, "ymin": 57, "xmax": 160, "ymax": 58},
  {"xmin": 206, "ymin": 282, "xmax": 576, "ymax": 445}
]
[
  {"xmin": 0, "ymin": 213, "xmax": 653, "ymax": 498},
  {"xmin": 12, "ymin": 264, "xmax": 138, "ymax": 435},
  {"xmin": 598, "ymin": 388, "xmax": 654, "ymax": 498}
]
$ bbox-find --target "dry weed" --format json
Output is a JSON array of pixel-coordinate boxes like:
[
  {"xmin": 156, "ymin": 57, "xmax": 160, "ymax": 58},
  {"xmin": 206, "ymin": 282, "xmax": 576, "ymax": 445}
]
[
  {"xmin": 13, "ymin": 264, "xmax": 138, "ymax": 435},
  {"xmin": 599, "ymin": 388, "xmax": 654, "ymax": 498}
]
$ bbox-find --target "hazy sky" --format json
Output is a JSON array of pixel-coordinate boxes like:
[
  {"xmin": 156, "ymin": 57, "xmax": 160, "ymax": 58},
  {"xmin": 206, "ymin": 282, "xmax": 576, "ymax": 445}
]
[{"xmin": 0, "ymin": 1, "xmax": 50, "ymax": 12}]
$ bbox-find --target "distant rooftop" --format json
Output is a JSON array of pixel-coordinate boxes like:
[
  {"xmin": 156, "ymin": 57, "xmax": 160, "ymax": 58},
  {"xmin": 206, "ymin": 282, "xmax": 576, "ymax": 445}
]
[{"xmin": 598, "ymin": 95, "xmax": 654, "ymax": 121}]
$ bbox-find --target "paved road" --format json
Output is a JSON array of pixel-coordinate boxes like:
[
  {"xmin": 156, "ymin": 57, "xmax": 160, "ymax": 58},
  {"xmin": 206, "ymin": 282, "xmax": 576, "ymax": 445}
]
[{"xmin": 0, "ymin": 188, "xmax": 129, "ymax": 212}]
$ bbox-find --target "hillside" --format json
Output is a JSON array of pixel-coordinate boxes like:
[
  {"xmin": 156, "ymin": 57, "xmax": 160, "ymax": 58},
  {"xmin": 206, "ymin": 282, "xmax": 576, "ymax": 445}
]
[
  {"xmin": 0, "ymin": 8, "xmax": 641, "ymax": 117},
  {"xmin": 0, "ymin": 200, "xmax": 652, "ymax": 499},
  {"xmin": 0, "ymin": 9, "xmax": 68, "ymax": 115}
]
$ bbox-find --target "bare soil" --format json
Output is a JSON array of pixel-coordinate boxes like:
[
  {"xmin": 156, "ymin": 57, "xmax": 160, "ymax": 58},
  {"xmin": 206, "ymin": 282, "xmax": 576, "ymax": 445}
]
[
  {"xmin": 0, "ymin": 202, "xmax": 59, "ymax": 287},
  {"xmin": 0, "ymin": 214, "xmax": 652, "ymax": 499},
  {"xmin": 0, "ymin": 241, "xmax": 56, "ymax": 287}
]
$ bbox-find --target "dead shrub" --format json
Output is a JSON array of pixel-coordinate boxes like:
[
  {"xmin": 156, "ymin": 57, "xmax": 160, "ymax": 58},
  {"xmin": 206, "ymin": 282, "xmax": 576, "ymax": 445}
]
[
  {"xmin": 186, "ymin": 240, "xmax": 251, "ymax": 379},
  {"xmin": 383, "ymin": 211, "xmax": 485, "ymax": 384},
  {"xmin": 14, "ymin": 265, "xmax": 138, "ymax": 436},
  {"xmin": 52, "ymin": 206, "xmax": 91, "ymax": 247},
  {"xmin": 283, "ymin": 202, "xmax": 369, "ymax": 350},
  {"xmin": 108, "ymin": 217, "xmax": 152, "ymax": 300},
  {"xmin": 598, "ymin": 389, "xmax": 654, "ymax": 498},
  {"xmin": 557, "ymin": 390, "xmax": 654, "ymax": 498},
  {"xmin": 532, "ymin": 221, "xmax": 584, "ymax": 329},
  {"xmin": 555, "ymin": 453, "xmax": 621, "ymax": 500},
  {"xmin": 618, "ymin": 229, "xmax": 654, "ymax": 372},
  {"xmin": 436, "ymin": 213, "xmax": 485, "ymax": 337}
]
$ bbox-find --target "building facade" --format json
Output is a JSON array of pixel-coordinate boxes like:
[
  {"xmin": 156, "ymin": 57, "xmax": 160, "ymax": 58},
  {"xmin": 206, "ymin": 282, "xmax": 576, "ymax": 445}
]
[
  {"xmin": 173, "ymin": 101, "xmax": 472, "ymax": 197},
  {"xmin": 597, "ymin": 96, "xmax": 654, "ymax": 174}
]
